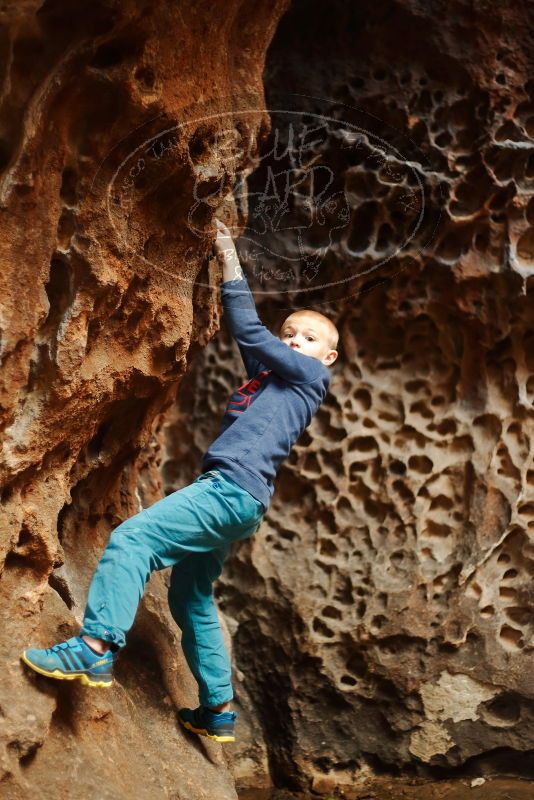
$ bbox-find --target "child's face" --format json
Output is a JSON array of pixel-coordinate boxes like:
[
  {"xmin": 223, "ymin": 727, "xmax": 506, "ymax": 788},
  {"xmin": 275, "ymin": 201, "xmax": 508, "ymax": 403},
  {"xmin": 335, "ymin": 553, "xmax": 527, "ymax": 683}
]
[{"xmin": 279, "ymin": 313, "xmax": 338, "ymax": 367}]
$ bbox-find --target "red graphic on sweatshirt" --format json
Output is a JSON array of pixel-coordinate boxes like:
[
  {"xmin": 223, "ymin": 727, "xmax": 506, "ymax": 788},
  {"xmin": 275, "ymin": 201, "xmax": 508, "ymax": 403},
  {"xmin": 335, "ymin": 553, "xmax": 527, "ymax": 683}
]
[{"xmin": 228, "ymin": 369, "xmax": 271, "ymax": 413}]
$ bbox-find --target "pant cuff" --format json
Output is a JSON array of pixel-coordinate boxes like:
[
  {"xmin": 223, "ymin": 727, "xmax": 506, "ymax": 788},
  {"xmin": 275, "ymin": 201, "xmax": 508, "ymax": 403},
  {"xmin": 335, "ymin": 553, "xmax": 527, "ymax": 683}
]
[
  {"xmin": 79, "ymin": 623, "xmax": 125, "ymax": 649},
  {"xmin": 200, "ymin": 690, "xmax": 234, "ymax": 707}
]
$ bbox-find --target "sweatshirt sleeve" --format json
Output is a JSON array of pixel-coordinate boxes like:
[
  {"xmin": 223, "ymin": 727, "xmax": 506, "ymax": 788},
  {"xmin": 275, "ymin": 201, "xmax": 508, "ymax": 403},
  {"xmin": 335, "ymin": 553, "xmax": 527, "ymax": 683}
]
[
  {"xmin": 220, "ymin": 276, "xmax": 327, "ymax": 385},
  {"xmin": 235, "ymin": 342, "xmax": 268, "ymax": 380}
]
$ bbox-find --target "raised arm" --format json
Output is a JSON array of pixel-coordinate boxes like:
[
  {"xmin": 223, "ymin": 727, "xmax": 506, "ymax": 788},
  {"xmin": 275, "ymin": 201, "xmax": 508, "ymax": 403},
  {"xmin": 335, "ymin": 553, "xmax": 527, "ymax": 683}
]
[
  {"xmin": 213, "ymin": 218, "xmax": 245, "ymax": 283},
  {"xmin": 213, "ymin": 219, "xmax": 266, "ymax": 378},
  {"xmin": 213, "ymin": 219, "xmax": 327, "ymax": 385}
]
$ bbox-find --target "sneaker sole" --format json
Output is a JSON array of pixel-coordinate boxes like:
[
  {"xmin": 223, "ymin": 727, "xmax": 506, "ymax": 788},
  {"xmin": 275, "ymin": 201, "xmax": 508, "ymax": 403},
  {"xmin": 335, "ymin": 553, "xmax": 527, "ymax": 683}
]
[
  {"xmin": 178, "ymin": 716, "xmax": 235, "ymax": 743},
  {"xmin": 20, "ymin": 652, "xmax": 113, "ymax": 688}
]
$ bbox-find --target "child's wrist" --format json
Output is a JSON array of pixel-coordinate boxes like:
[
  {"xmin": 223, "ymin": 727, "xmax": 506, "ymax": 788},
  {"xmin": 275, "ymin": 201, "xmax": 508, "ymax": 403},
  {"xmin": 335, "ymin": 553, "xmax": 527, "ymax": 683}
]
[
  {"xmin": 223, "ymin": 270, "xmax": 243, "ymax": 283},
  {"xmin": 220, "ymin": 252, "xmax": 243, "ymax": 281}
]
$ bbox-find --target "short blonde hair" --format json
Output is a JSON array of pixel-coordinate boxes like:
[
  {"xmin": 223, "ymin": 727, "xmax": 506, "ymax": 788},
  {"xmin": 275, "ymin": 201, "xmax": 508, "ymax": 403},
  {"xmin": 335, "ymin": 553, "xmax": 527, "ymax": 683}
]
[{"xmin": 282, "ymin": 310, "xmax": 339, "ymax": 351}]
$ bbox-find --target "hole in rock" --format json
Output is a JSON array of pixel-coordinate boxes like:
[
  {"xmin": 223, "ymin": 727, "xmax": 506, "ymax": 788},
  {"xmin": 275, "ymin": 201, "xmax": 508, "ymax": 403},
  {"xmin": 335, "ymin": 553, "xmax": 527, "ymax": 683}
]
[
  {"xmin": 322, "ymin": 605, "xmax": 342, "ymax": 620},
  {"xmin": 0, "ymin": 136, "xmax": 12, "ymax": 172},
  {"xmin": 91, "ymin": 35, "xmax": 145, "ymax": 68},
  {"xmin": 333, "ymin": 574, "xmax": 353, "ymax": 605},
  {"xmin": 16, "ymin": 527, "xmax": 32, "ymax": 548},
  {"xmin": 279, "ymin": 529, "xmax": 297, "ymax": 542},
  {"xmin": 60, "ymin": 167, "xmax": 78, "ymax": 205},
  {"xmin": 318, "ymin": 474, "xmax": 338, "ymax": 498},
  {"xmin": 482, "ymin": 693, "xmax": 522, "ymax": 725},
  {"xmin": 43, "ymin": 257, "xmax": 73, "ymax": 333},
  {"xmin": 353, "ymin": 388, "xmax": 372, "ymax": 411},
  {"xmin": 314, "ymin": 560, "xmax": 333, "ymax": 576},
  {"xmin": 409, "ymin": 400, "xmax": 433, "ymax": 419},
  {"xmin": 318, "ymin": 508, "xmax": 337, "ymax": 535},
  {"xmin": 345, "ymin": 652, "xmax": 367, "ymax": 677},
  {"xmin": 392, "ymin": 480, "xmax": 415, "ymax": 503},
  {"xmin": 504, "ymin": 607, "xmax": 532, "ymax": 626},
  {"xmin": 303, "ymin": 451, "xmax": 321, "ymax": 473},
  {"xmin": 408, "ymin": 455, "xmax": 433, "ymax": 474},
  {"xmin": 435, "ymin": 131, "xmax": 453, "ymax": 149},
  {"xmin": 336, "ymin": 496, "xmax": 353, "ymax": 517},
  {"xmin": 499, "ymin": 625, "xmax": 523, "ymax": 650},
  {"xmin": 429, "ymin": 494, "xmax": 454, "ymax": 511},
  {"xmin": 134, "ymin": 65, "xmax": 155, "ymax": 88},
  {"xmin": 347, "ymin": 202, "xmax": 377, "ymax": 252},
  {"xmin": 312, "ymin": 618, "xmax": 335, "ymax": 638},
  {"xmin": 404, "ymin": 379, "xmax": 427, "ymax": 394},
  {"xmin": 348, "ymin": 436, "xmax": 377, "ymax": 453},
  {"xmin": 1, "ymin": 484, "xmax": 14, "ymax": 503},
  {"xmin": 499, "ymin": 587, "xmax": 517, "ymax": 601},
  {"xmin": 363, "ymin": 498, "xmax": 386, "ymax": 521},
  {"xmin": 436, "ymin": 419, "xmax": 457, "ymax": 435},
  {"xmin": 425, "ymin": 521, "xmax": 452, "ymax": 538},
  {"xmin": 319, "ymin": 539, "xmax": 337, "ymax": 558},
  {"xmin": 371, "ymin": 615, "xmax": 386, "ymax": 630},
  {"xmin": 324, "ymin": 449, "xmax": 345, "ymax": 478}
]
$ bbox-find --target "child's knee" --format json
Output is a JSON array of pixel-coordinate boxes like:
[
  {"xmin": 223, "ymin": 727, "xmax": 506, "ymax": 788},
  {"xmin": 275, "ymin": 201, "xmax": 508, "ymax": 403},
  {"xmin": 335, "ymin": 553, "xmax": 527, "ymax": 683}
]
[
  {"xmin": 110, "ymin": 510, "xmax": 149, "ymax": 541},
  {"xmin": 107, "ymin": 522, "xmax": 143, "ymax": 557}
]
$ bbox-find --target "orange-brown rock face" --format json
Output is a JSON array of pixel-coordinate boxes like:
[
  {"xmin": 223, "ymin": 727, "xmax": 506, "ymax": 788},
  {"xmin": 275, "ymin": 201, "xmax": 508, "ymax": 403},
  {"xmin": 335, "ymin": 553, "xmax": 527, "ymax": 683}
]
[
  {"xmin": 156, "ymin": 0, "xmax": 534, "ymax": 797},
  {"xmin": 0, "ymin": 1, "xmax": 288, "ymax": 797}
]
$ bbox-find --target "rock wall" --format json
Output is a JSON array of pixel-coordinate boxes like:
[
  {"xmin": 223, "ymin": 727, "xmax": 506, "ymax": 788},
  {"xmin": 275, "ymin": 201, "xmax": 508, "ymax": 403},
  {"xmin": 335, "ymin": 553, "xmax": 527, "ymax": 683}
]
[
  {"xmin": 156, "ymin": 0, "xmax": 534, "ymax": 797},
  {"xmin": 0, "ymin": 1, "xmax": 288, "ymax": 797},
  {"xmin": 2, "ymin": 0, "xmax": 533, "ymax": 797}
]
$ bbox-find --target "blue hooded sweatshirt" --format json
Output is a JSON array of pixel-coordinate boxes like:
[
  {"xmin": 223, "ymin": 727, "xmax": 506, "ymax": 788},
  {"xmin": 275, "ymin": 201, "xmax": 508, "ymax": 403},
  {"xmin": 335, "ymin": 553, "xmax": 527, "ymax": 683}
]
[{"xmin": 201, "ymin": 275, "xmax": 332, "ymax": 512}]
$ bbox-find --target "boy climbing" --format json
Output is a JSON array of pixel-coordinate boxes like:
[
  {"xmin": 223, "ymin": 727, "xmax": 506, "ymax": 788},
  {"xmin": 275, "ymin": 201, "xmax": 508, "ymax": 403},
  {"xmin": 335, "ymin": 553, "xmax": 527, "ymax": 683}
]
[{"xmin": 21, "ymin": 218, "xmax": 339, "ymax": 743}]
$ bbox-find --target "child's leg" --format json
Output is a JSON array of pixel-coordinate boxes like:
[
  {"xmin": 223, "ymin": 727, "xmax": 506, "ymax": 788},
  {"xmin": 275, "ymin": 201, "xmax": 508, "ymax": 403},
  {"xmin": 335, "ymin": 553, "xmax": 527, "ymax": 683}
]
[
  {"xmin": 79, "ymin": 507, "xmax": 166, "ymax": 650},
  {"xmin": 80, "ymin": 471, "xmax": 263, "ymax": 654},
  {"xmin": 168, "ymin": 546, "xmax": 232, "ymax": 709},
  {"xmin": 21, "ymin": 470, "xmax": 264, "ymax": 691},
  {"xmin": 79, "ymin": 473, "xmax": 255, "ymax": 651}
]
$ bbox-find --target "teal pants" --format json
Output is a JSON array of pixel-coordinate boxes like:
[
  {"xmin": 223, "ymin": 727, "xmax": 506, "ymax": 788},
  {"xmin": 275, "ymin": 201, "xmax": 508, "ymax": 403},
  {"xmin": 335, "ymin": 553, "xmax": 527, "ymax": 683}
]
[{"xmin": 79, "ymin": 469, "xmax": 264, "ymax": 707}]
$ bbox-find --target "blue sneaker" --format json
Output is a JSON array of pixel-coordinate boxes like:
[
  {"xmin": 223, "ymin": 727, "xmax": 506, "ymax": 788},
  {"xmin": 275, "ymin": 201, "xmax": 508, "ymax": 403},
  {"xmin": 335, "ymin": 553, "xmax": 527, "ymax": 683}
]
[
  {"xmin": 21, "ymin": 636, "xmax": 115, "ymax": 688},
  {"xmin": 178, "ymin": 705, "xmax": 237, "ymax": 743}
]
